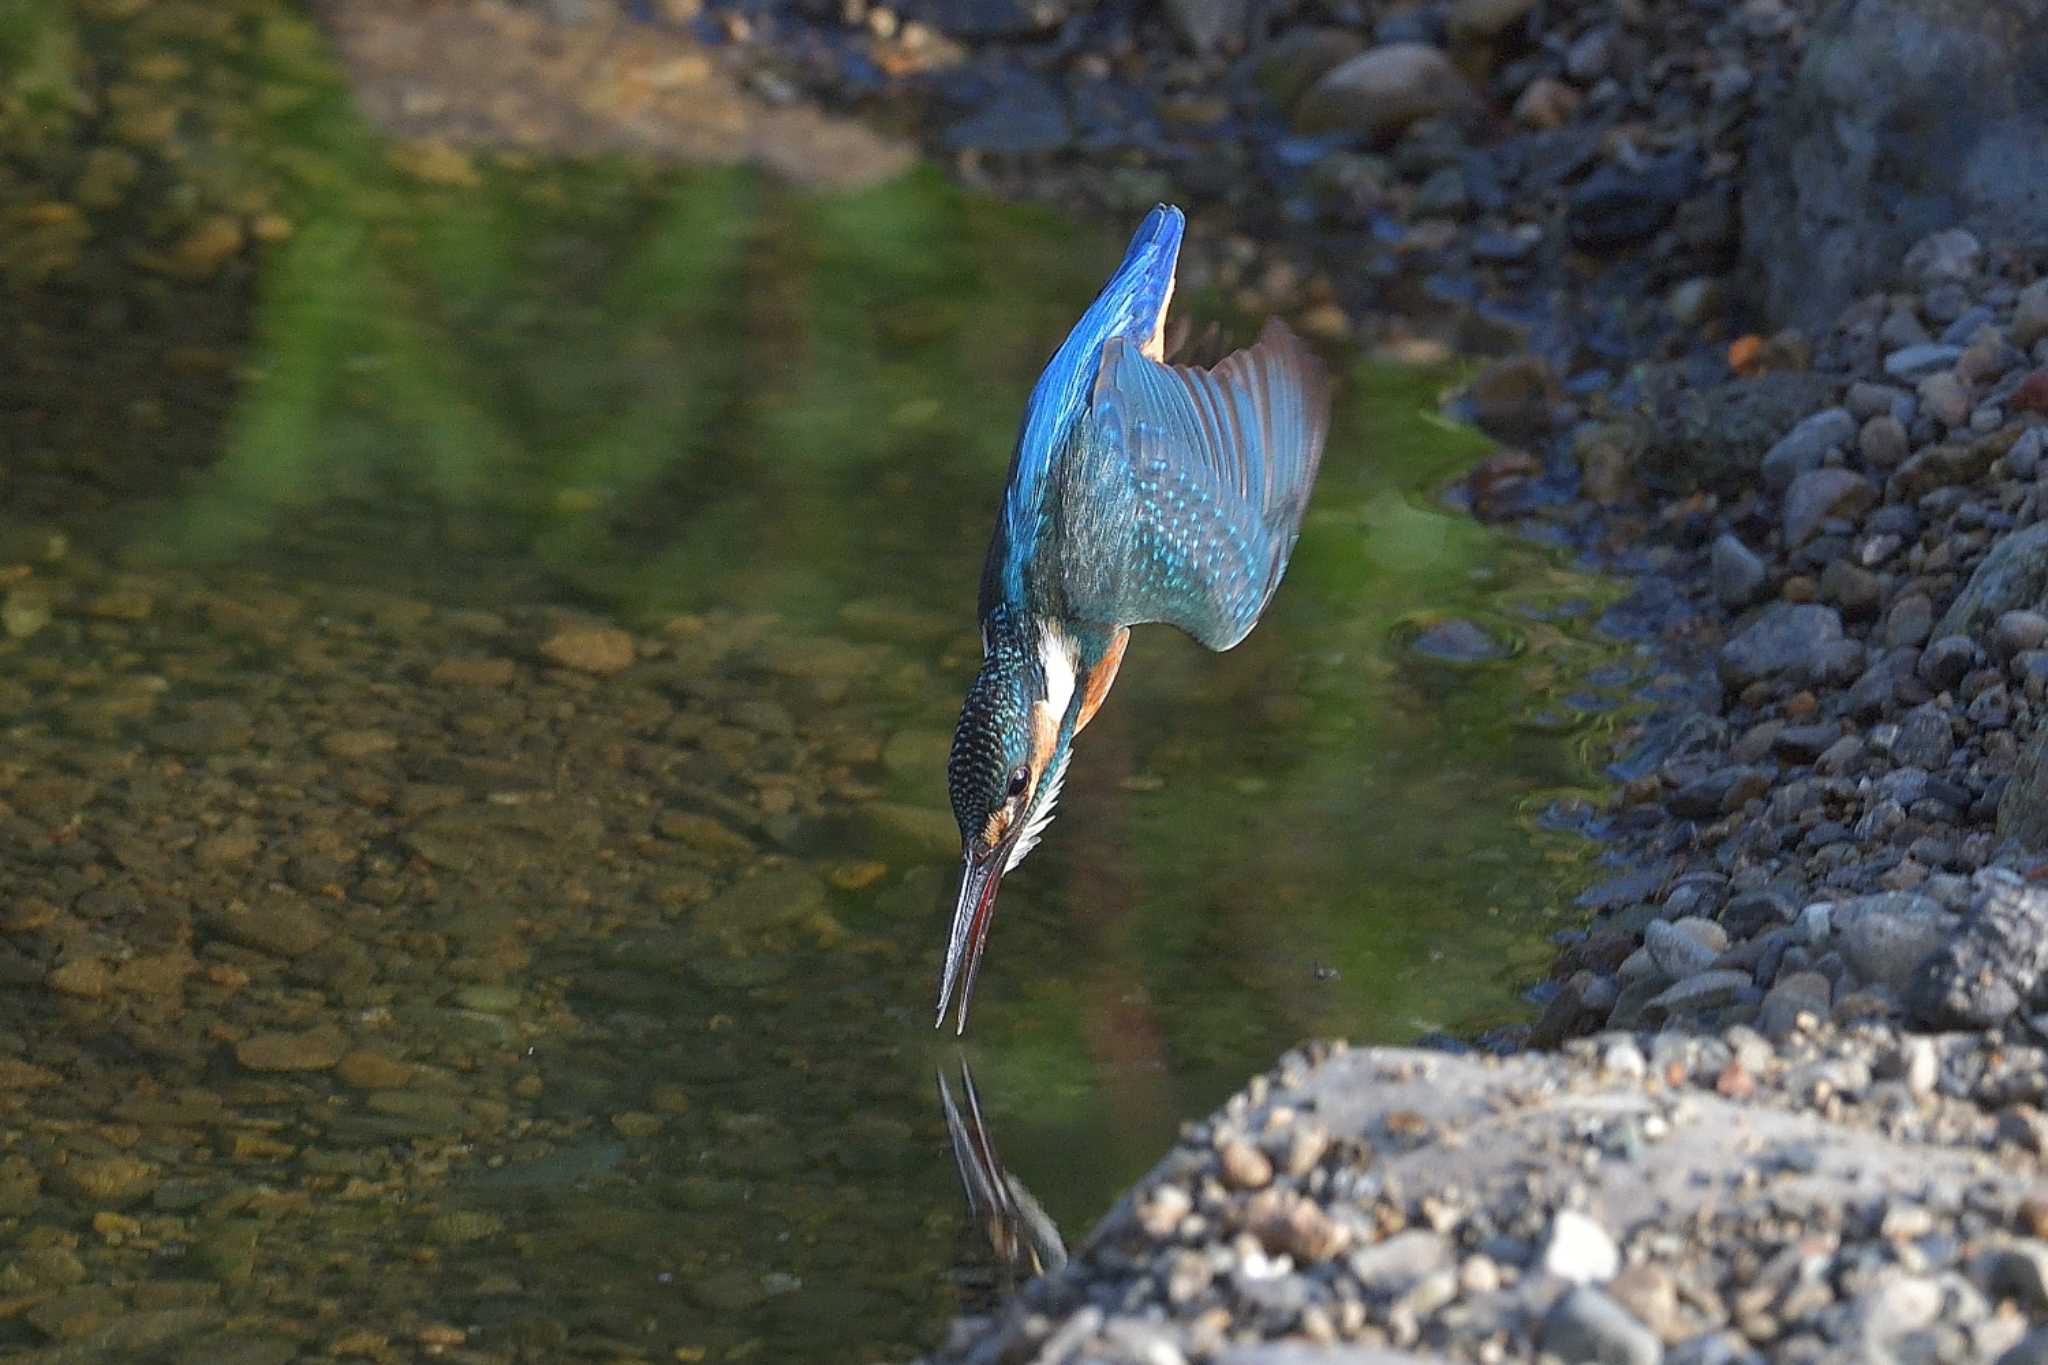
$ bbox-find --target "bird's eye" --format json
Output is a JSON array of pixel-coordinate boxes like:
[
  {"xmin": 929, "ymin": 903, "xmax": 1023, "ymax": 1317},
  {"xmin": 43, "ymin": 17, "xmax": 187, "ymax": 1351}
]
[{"xmin": 1006, "ymin": 765, "xmax": 1030, "ymax": 799}]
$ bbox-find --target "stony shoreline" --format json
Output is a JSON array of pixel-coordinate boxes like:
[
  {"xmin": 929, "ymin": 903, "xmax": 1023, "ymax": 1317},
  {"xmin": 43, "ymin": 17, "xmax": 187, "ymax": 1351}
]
[
  {"xmin": 918, "ymin": 220, "xmax": 2048, "ymax": 1362},
  {"xmin": 857, "ymin": 0, "xmax": 2048, "ymax": 1356}
]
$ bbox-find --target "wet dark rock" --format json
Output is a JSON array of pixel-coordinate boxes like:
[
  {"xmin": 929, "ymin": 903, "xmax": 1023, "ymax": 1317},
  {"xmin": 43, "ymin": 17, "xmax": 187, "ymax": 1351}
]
[
  {"xmin": 1940, "ymin": 522, "xmax": 2048, "ymax": 640},
  {"xmin": 1995, "ymin": 611, "xmax": 2048, "ymax": 658},
  {"xmin": 1711, "ymin": 535, "xmax": 1767, "ymax": 608},
  {"xmin": 1834, "ymin": 892, "xmax": 1950, "ymax": 992},
  {"xmin": 1667, "ymin": 767, "xmax": 1767, "ymax": 819},
  {"xmin": 1294, "ymin": 44, "xmax": 1478, "ymax": 142},
  {"xmin": 1632, "ymin": 370, "xmax": 1839, "ymax": 495},
  {"xmin": 1858, "ymin": 413, "xmax": 1910, "ymax": 468},
  {"xmin": 1888, "ymin": 704, "xmax": 1956, "ymax": 770},
  {"xmin": 1774, "ymin": 723, "xmax": 1843, "ymax": 763},
  {"xmin": 1782, "ymin": 467, "xmax": 1876, "ymax": 545},
  {"xmin": 1579, "ymin": 868, "xmax": 1669, "ymax": 912},
  {"xmin": 1743, "ymin": 0, "xmax": 2048, "ymax": 331},
  {"xmin": 1819, "ymin": 560, "xmax": 1882, "ymax": 618},
  {"xmin": 1541, "ymin": 1286, "xmax": 1663, "ymax": 1365},
  {"xmin": 1910, "ymin": 872, "xmax": 2048, "ymax": 1026},
  {"xmin": 1717, "ymin": 603, "xmax": 1843, "ymax": 691},
  {"xmin": 908, "ymin": 0, "xmax": 1067, "ymax": 38},
  {"xmin": 1568, "ymin": 149, "xmax": 1699, "ymax": 250},
  {"xmin": 1721, "ymin": 890, "xmax": 1795, "ymax": 939},
  {"xmin": 1760, "ymin": 970, "xmax": 1832, "ymax": 1039},
  {"xmin": 1918, "ymin": 635, "xmax": 1981, "ymax": 692},
  {"xmin": 1807, "ymin": 638, "xmax": 1867, "ymax": 688},
  {"xmin": 1255, "ymin": 29, "xmax": 1366, "ymax": 115},
  {"xmin": 942, "ymin": 70, "xmax": 1070, "ymax": 154},
  {"xmin": 1760, "ymin": 407, "xmax": 1857, "ymax": 492},
  {"xmin": 1532, "ymin": 971, "xmax": 1620, "ymax": 1046},
  {"xmin": 1999, "ymin": 725, "xmax": 2048, "ymax": 848},
  {"xmin": 1408, "ymin": 616, "xmax": 1509, "ymax": 664},
  {"xmin": 1887, "ymin": 594, "xmax": 1935, "ymax": 649},
  {"xmin": 1465, "ymin": 355, "xmax": 1558, "ymax": 440},
  {"xmin": 1884, "ymin": 344, "xmax": 1964, "ymax": 382}
]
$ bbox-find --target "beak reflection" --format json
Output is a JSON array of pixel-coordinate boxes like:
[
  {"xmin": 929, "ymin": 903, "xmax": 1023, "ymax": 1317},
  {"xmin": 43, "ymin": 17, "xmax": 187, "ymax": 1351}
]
[{"xmin": 937, "ymin": 1054, "xmax": 1066, "ymax": 1287}]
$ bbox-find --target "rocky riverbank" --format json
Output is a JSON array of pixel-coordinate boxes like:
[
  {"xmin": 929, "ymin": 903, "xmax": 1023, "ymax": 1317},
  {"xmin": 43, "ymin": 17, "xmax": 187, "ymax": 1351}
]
[
  {"xmin": 1536, "ymin": 225, "xmax": 2048, "ymax": 1051},
  {"xmin": 314, "ymin": 0, "xmax": 2048, "ymax": 1357},
  {"xmin": 927, "ymin": 1008, "xmax": 2048, "ymax": 1363},
  {"xmin": 889, "ymin": 0, "xmax": 2048, "ymax": 1357},
  {"xmin": 921, "ymin": 221, "xmax": 2048, "ymax": 1362}
]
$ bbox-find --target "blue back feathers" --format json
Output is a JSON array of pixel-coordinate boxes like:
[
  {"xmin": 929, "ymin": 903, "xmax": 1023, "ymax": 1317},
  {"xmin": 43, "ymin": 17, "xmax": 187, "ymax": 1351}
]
[
  {"xmin": 981, "ymin": 203, "xmax": 1330, "ymax": 654},
  {"xmin": 997, "ymin": 205, "xmax": 1184, "ymax": 604}
]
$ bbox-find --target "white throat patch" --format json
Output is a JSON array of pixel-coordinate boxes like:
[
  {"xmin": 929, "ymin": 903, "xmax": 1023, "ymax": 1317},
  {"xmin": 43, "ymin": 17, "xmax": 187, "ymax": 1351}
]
[
  {"xmin": 1007, "ymin": 624, "xmax": 1080, "ymax": 873},
  {"xmin": 1037, "ymin": 623, "xmax": 1078, "ymax": 722}
]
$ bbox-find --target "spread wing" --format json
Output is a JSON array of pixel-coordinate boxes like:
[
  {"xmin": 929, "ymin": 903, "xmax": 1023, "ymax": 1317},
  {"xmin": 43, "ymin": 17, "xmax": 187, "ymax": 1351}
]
[{"xmin": 1060, "ymin": 319, "xmax": 1331, "ymax": 649}]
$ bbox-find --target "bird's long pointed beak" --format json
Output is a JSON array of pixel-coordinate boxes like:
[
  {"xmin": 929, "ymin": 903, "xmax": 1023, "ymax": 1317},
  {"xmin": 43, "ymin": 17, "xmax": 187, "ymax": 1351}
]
[{"xmin": 936, "ymin": 844, "xmax": 1005, "ymax": 1034}]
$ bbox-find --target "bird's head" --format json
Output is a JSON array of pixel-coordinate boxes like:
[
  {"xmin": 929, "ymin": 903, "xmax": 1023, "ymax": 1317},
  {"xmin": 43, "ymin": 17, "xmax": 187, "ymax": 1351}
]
[{"xmin": 936, "ymin": 619, "xmax": 1081, "ymax": 1033}]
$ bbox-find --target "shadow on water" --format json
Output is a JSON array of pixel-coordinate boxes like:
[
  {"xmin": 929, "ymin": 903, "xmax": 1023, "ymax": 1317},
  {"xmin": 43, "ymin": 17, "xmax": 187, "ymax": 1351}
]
[{"xmin": 0, "ymin": 1, "xmax": 1649, "ymax": 1360}]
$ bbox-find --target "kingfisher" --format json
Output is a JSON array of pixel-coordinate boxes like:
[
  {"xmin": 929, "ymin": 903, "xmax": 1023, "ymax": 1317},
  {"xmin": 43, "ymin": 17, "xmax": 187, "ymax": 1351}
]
[{"xmin": 936, "ymin": 204, "xmax": 1333, "ymax": 1033}]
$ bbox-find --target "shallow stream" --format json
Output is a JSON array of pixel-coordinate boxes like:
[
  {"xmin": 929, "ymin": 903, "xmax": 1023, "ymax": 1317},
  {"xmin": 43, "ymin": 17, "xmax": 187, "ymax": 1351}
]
[{"xmin": 0, "ymin": 4, "xmax": 1647, "ymax": 1359}]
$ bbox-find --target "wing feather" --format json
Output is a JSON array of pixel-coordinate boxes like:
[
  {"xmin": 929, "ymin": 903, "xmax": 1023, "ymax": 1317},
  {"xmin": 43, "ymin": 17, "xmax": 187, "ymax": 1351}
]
[{"xmin": 1071, "ymin": 319, "xmax": 1331, "ymax": 649}]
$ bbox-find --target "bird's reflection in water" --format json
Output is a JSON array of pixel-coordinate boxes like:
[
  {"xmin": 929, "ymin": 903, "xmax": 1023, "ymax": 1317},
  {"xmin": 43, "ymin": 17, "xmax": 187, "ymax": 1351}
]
[{"xmin": 937, "ymin": 1057, "xmax": 1067, "ymax": 1294}]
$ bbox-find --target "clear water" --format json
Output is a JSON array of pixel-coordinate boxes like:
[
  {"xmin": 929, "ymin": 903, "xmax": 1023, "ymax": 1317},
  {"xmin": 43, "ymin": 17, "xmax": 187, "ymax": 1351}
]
[{"xmin": 0, "ymin": 4, "xmax": 1644, "ymax": 1360}]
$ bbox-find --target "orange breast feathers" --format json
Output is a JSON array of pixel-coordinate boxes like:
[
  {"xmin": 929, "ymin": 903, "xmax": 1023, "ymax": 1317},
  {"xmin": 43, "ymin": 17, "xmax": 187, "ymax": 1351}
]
[{"xmin": 1074, "ymin": 629, "xmax": 1129, "ymax": 735}]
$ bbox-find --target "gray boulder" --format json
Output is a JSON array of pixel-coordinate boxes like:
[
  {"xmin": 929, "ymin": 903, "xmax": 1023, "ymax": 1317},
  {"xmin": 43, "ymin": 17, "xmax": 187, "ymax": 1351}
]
[
  {"xmin": 1294, "ymin": 43, "xmax": 1478, "ymax": 141},
  {"xmin": 1909, "ymin": 871, "xmax": 2048, "ymax": 1027},
  {"xmin": 1741, "ymin": 0, "xmax": 2048, "ymax": 331},
  {"xmin": 1718, "ymin": 603, "xmax": 1844, "ymax": 691},
  {"xmin": 1628, "ymin": 369, "xmax": 1839, "ymax": 496},
  {"xmin": 1939, "ymin": 523, "xmax": 2048, "ymax": 641},
  {"xmin": 2000, "ymin": 722, "xmax": 2048, "ymax": 849}
]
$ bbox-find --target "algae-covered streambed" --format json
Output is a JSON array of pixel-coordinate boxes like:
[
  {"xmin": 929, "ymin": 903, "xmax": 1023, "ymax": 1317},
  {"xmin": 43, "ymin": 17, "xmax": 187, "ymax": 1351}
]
[{"xmin": 0, "ymin": 3, "xmax": 1647, "ymax": 1360}]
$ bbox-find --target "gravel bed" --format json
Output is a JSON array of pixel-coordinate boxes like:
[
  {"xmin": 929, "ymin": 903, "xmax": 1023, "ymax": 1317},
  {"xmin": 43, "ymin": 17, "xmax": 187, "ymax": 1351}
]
[{"xmin": 928, "ymin": 1014, "xmax": 2048, "ymax": 1363}]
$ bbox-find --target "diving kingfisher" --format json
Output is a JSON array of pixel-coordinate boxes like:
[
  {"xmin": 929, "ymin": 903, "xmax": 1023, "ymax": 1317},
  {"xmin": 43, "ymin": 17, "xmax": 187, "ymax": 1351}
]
[{"xmin": 937, "ymin": 204, "xmax": 1332, "ymax": 1033}]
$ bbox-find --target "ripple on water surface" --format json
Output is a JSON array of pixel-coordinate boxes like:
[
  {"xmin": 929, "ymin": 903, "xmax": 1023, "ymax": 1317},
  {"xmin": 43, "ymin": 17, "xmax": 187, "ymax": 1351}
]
[{"xmin": 0, "ymin": 4, "xmax": 1645, "ymax": 1359}]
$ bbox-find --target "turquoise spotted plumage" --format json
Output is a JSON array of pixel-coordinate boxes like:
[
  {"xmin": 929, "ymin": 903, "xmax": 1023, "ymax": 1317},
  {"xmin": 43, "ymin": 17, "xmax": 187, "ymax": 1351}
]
[{"xmin": 936, "ymin": 204, "xmax": 1333, "ymax": 1033}]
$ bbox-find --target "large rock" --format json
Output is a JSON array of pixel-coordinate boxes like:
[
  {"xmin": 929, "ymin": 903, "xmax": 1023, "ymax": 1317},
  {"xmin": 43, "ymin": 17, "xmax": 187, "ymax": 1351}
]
[
  {"xmin": 1293, "ymin": 43, "xmax": 1478, "ymax": 141},
  {"xmin": 1833, "ymin": 892, "xmax": 1951, "ymax": 991},
  {"xmin": 1163, "ymin": 0, "xmax": 1247, "ymax": 52},
  {"xmin": 1760, "ymin": 408, "xmax": 1857, "ymax": 492},
  {"xmin": 2000, "ymin": 722, "xmax": 2048, "ymax": 849},
  {"xmin": 1717, "ymin": 603, "xmax": 1844, "ymax": 691},
  {"xmin": 942, "ymin": 69, "xmax": 1072, "ymax": 154},
  {"xmin": 1627, "ymin": 368, "xmax": 1839, "ymax": 496},
  {"xmin": 1939, "ymin": 523, "xmax": 2048, "ymax": 641},
  {"xmin": 906, "ymin": 0, "xmax": 1068, "ymax": 38},
  {"xmin": 1910, "ymin": 871, "xmax": 2048, "ymax": 1027},
  {"xmin": 1255, "ymin": 28, "xmax": 1366, "ymax": 114},
  {"xmin": 1741, "ymin": 0, "xmax": 2048, "ymax": 331}
]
